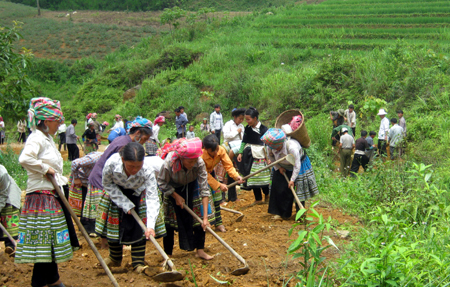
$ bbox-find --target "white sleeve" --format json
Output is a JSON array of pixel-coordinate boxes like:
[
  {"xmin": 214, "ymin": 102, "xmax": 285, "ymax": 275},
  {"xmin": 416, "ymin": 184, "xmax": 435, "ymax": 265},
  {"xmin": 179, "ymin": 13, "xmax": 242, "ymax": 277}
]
[
  {"xmin": 19, "ymin": 138, "xmax": 50, "ymax": 175},
  {"xmin": 289, "ymin": 142, "xmax": 302, "ymax": 182},
  {"xmin": 145, "ymin": 173, "xmax": 160, "ymax": 230},
  {"xmin": 102, "ymin": 162, "xmax": 135, "ymax": 212}
]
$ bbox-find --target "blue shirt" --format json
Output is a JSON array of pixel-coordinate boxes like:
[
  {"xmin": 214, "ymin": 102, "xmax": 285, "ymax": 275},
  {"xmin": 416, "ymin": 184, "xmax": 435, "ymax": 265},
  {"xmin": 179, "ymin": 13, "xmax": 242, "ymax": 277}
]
[
  {"xmin": 176, "ymin": 114, "xmax": 188, "ymax": 134},
  {"xmin": 107, "ymin": 127, "xmax": 126, "ymax": 142}
]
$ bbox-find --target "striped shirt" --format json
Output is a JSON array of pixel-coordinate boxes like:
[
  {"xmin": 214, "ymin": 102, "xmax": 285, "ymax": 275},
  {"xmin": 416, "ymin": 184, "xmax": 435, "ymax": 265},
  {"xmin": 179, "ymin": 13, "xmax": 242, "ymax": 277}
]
[{"xmin": 71, "ymin": 152, "xmax": 103, "ymax": 186}]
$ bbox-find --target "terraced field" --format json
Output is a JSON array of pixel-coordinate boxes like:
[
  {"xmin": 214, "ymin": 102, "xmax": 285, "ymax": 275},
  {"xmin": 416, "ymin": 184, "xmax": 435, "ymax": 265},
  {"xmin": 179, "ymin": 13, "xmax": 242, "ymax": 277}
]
[{"xmin": 248, "ymin": 0, "xmax": 450, "ymax": 51}]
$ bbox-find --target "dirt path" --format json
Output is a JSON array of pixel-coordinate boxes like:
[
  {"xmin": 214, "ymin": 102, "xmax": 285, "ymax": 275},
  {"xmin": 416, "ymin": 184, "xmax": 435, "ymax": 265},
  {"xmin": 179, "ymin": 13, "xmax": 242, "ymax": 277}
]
[{"xmin": 0, "ymin": 187, "xmax": 359, "ymax": 287}]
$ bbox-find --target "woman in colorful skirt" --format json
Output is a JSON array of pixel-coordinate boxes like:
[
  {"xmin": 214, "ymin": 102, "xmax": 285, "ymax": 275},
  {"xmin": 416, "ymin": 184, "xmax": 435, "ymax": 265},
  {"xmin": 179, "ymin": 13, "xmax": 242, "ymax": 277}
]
[
  {"xmin": 68, "ymin": 151, "xmax": 102, "ymax": 235},
  {"xmin": 158, "ymin": 138, "xmax": 215, "ymax": 260},
  {"xmin": 17, "ymin": 97, "xmax": 79, "ymax": 287},
  {"xmin": 0, "ymin": 164, "xmax": 22, "ymax": 256},
  {"xmin": 236, "ymin": 107, "xmax": 270, "ymax": 204},
  {"xmin": 145, "ymin": 115, "xmax": 164, "ymax": 156},
  {"xmin": 201, "ymin": 135, "xmax": 243, "ymax": 232},
  {"xmin": 262, "ymin": 128, "xmax": 319, "ymax": 221},
  {"xmin": 223, "ymin": 108, "xmax": 246, "ymax": 202},
  {"xmin": 87, "ymin": 116, "xmax": 155, "ymax": 248},
  {"xmin": 95, "ymin": 143, "xmax": 162, "ymax": 275}
]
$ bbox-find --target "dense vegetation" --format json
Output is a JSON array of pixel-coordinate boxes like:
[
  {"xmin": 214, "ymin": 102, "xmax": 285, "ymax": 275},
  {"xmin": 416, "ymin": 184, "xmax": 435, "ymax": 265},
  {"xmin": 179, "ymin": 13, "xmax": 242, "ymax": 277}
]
[
  {"xmin": 8, "ymin": 0, "xmax": 298, "ymax": 12},
  {"xmin": 2, "ymin": 0, "xmax": 450, "ymax": 284}
]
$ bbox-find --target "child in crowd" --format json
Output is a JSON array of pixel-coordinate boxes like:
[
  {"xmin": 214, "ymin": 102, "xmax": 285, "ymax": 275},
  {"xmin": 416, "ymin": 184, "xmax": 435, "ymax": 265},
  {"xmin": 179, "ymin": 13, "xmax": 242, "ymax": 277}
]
[{"xmin": 186, "ymin": 125, "xmax": 195, "ymax": 139}]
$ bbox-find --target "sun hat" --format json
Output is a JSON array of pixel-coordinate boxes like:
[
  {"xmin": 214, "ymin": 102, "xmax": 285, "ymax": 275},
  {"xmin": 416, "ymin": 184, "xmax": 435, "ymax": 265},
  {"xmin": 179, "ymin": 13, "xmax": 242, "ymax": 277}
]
[{"xmin": 377, "ymin": 109, "xmax": 388, "ymax": 116}]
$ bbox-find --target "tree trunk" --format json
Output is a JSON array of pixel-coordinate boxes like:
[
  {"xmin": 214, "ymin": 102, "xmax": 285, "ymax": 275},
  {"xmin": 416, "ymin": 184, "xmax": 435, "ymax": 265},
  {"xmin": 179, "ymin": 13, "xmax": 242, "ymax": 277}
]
[{"xmin": 36, "ymin": 0, "xmax": 40, "ymax": 16}]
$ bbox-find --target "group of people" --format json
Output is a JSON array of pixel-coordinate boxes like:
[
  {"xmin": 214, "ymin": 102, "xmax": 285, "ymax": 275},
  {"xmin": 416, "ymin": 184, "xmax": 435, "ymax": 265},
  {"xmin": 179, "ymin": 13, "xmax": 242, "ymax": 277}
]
[
  {"xmin": 0, "ymin": 97, "xmax": 320, "ymax": 286},
  {"xmin": 331, "ymin": 105, "xmax": 407, "ymax": 178}
]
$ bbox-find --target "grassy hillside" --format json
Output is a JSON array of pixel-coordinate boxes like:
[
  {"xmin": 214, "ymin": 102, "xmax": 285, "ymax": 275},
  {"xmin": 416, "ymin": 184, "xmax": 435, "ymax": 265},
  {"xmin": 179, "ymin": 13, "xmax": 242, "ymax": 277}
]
[{"xmin": 3, "ymin": 0, "xmax": 450, "ymax": 284}]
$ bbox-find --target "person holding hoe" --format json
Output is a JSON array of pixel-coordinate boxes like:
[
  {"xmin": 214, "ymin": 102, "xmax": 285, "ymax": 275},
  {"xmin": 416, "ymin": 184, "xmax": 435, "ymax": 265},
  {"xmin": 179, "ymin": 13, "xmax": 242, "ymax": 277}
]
[
  {"xmin": 158, "ymin": 137, "xmax": 215, "ymax": 260},
  {"xmin": 201, "ymin": 135, "xmax": 244, "ymax": 232},
  {"xmin": 17, "ymin": 97, "xmax": 79, "ymax": 287},
  {"xmin": 262, "ymin": 127, "xmax": 319, "ymax": 221}
]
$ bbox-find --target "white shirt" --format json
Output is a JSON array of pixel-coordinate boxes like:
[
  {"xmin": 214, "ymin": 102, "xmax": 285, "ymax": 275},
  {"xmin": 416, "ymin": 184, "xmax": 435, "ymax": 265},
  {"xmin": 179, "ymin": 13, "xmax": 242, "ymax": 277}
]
[
  {"xmin": 223, "ymin": 120, "xmax": 244, "ymax": 143},
  {"xmin": 378, "ymin": 117, "xmax": 390, "ymax": 140},
  {"xmin": 267, "ymin": 139, "xmax": 303, "ymax": 182},
  {"xmin": 210, "ymin": 112, "xmax": 223, "ymax": 131},
  {"xmin": 112, "ymin": 120, "xmax": 124, "ymax": 130},
  {"xmin": 19, "ymin": 129, "xmax": 68, "ymax": 194},
  {"xmin": 251, "ymin": 121, "xmax": 262, "ymax": 134},
  {"xmin": 17, "ymin": 120, "xmax": 27, "ymax": 133},
  {"xmin": 102, "ymin": 153, "xmax": 160, "ymax": 230},
  {"xmin": 57, "ymin": 123, "xmax": 67, "ymax": 134},
  {"xmin": 0, "ymin": 164, "xmax": 22, "ymax": 210},
  {"xmin": 151, "ymin": 124, "xmax": 160, "ymax": 143},
  {"xmin": 144, "ymin": 156, "xmax": 164, "ymax": 177},
  {"xmin": 344, "ymin": 109, "xmax": 356, "ymax": 128}
]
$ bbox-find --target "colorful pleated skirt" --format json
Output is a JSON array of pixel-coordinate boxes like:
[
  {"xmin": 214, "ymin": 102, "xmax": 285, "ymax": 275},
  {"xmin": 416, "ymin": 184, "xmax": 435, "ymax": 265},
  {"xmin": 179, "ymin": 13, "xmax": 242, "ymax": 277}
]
[
  {"xmin": 15, "ymin": 191, "xmax": 76, "ymax": 264},
  {"xmin": 0, "ymin": 204, "xmax": 20, "ymax": 239}
]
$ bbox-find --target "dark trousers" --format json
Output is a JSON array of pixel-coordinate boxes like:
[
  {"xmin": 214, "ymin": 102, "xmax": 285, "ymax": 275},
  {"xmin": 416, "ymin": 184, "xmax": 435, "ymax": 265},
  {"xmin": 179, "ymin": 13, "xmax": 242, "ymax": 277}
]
[
  {"xmin": 214, "ymin": 129, "xmax": 221, "ymax": 143},
  {"xmin": 18, "ymin": 132, "xmax": 27, "ymax": 143},
  {"xmin": 58, "ymin": 132, "xmax": 66, "ymax": 151},
  {"xmin": 253, "ymin": 186, "xmax": 269, "ymax": 201},
  {"xmin": 67, "ymin": 144, "xmax": 79, "ymax": 161},
  {"xmin": 176, "ymin": 132, "xmax": 184, "ymax": 139},
  {"xmin": 378, "ymin": 139, "xmax": 387, "ymax": 157},
  {"xmin": 109, "ymin": 240, "xmax": 146, "ymax": 268},
  {"xmin": 350, "ymin": 154, "xmax": 369, "ymax": 177},
  {"xmin": 227, "ymin": 177, "xmax": 238, "ymax": 202},
  {"xmin": 1, "ymin": 236, "xmax": 18, "ymax": 249},
  {"xmin": 31, "ymin": 262, "xmax": 60, "ymax": 287},
  {"xmin": 352, "ymin": 127, "xmax": 356, "ymax": 137},
  {"xmin": 163, "ymin": 225, "xmax": 205, "ymax": 255}
]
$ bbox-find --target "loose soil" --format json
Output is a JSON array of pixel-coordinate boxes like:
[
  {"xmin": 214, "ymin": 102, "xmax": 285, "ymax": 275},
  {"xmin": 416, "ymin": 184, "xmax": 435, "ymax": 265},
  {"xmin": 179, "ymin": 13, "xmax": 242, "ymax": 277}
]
[{"xmin": 0, "ymin": 143, "xmax": 360, "ymax": 286}]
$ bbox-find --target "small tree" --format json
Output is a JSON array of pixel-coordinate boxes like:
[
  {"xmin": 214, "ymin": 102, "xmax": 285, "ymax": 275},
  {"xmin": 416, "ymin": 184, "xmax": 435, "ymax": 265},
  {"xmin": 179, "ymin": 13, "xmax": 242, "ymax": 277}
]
[
  {"xmin": 160, "ymin": 6, "xmax": 186, "ymax": 30},
  {"xmin": 0, "ymin": 22, "xmax": 35, "ymax": 120}
]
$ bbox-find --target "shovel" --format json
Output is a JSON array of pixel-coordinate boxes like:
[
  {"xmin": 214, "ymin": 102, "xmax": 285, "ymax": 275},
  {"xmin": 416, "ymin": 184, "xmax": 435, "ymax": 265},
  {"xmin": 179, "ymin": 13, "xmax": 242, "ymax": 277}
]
[
  {"xmin": 282, "ymin": 173, "xmax": 305, "ymax": 210},
  {"xmin": 228, "ymin": 154, "xmax": 295, "ymax": 189},
  {"xmin": 220, "ymin": 207, "xmax": 245, "ymax": 222},
  {"xmin": 129, "ymin": 210, "xmax": 184, "ymax": 282},
  {"xmin": 183, "ymin": 204, "xmax": 250, "ymax": 276},
  {"xmin": 49, "ymin": 175, "xmax": 120, "ymax": 287}
]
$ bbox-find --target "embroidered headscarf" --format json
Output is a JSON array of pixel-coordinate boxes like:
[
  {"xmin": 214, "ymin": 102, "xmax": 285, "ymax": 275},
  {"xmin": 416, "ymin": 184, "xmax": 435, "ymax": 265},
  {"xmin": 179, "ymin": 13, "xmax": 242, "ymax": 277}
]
[
  {"xmin": 154, "ymin": 116, "xmax": 165, "ymax": 125},
  {"xmin": 102, "ymin": 121, "xmax": 109, "ymax": 126},
  {"xmin": 159, "ymin": 138, "xmax": 203, "ymax": 173},
  {"xmin": 92, "ymin": 113, "xmax": 97, "ymax": 118},
  {"xmin": 127, "ymin": 116, "xmax": 152, "ymax": 134},
  {"xmin": 115, "ymin": 114, "xmax": 122, "ymax": 119},
  {"xmin": 27, "ymin": 97, "xmax": 64, "ymax": 131},
  {"xmin": 289, "ymin": 115, "xmax": 303, "ymax": 131},
  {"xmin": 261, "ymin": 128, "xmax": 286, "ymax": 150},
  {"xmin": 86, "ymin": 113, "xmax": 92, "ymax": 120}
]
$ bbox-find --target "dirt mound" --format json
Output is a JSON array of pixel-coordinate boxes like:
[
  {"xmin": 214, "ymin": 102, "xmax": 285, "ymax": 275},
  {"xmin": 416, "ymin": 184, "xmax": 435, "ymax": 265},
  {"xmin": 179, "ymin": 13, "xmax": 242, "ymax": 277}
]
[{"xmin": 0, "ymin": 189, "xmax": 359, "ymax": 286}]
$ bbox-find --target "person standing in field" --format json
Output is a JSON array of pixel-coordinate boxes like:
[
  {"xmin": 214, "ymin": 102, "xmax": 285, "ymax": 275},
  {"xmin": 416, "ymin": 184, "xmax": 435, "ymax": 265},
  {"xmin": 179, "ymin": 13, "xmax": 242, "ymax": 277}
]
[
  {"xmin": 0, "ymin": 164, "xmax": 22, "ymax": 256},
  {"xmin": 152, "ymin": 116, "xmax": 165, "ymax": 147},
  {"xmin": 344, "ymin": 104, "xmax": 357, "ymax": 137},
  {"xmin": 350, "ymin": 130, "xmax": 370, "ymax": 177},
  {"xmin": 262, "ymin": 128, "xmax": 319, "ymax": 221},
  {"xmin": 186, "ymin": 125, "xmax": 196, "ymax": 139},
  {"xmin": 222, "ymin": 108, "xmax": 245, "ymax": 202},
  {"xmin": 237, "ymin": 107, "xmax": 270, "ymax": 204},
  {"xmin": 17, "ymin": 97, "xmax": 79, "ymax": 287},
  {"xmin": 89, "ymin": 113, "xmax": 102, "ymax": 145},
  {"xmin": 388, "ymin": 118, "xmax": 404, "ymax": 160},
  {"xmin": 66, "ymin": 119, "xmax": 80, "ymax": 161},
  {"xmin": 56, "ymin": 122, "xmax": 67, "ymax": 151},
  {"xmin": 108, "ymin": 114, "xmax": 124, "ymax": 132},
  {"xmin": 365, "ymin": 131, "xmax": 377, "ymax": 163},
  {"xmin": 377, "ymin": 109, "xmax": 390, "ymax": 157},
  {"xmin": 17, "ymin": 117, "xmax": 28, "ymax": 143},
  {"xmin": 179, "ymin": 106, "xmax": 188, "ymax": 121},
  {"xmin": 68, "ymin": 151, "xmax": 102, "ymax": 235},
  {"xmin": 200, "ymin": 118, "xmax": 210, "ymax": 133},
  {"xmin": 201, "ymin": 135, "xmax": 243, "ymax": 232},
  {"xmin": 397, "ymin": 110, "xmax": 406, "ymax": 156},
  {"xmin": 210, "ymin": 104, "xmax": 224, "ymax": 143},
  {"xmin": 159, "ymin": 138, "xmax": 215, "ymax": 260},
  {"xmin": 175, "ymin": 108, "xmax": 188, "ymax": 139},
  {"xmin": 339, "ymin": 127, "xmax": 355, "ymax": 177}
]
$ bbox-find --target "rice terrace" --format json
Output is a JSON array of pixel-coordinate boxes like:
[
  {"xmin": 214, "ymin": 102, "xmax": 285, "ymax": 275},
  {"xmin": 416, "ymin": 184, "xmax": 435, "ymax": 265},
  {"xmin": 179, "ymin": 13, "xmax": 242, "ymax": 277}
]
[{"xmin": 1, "ymin": 0, "xmax": 450, "ymax": 286}]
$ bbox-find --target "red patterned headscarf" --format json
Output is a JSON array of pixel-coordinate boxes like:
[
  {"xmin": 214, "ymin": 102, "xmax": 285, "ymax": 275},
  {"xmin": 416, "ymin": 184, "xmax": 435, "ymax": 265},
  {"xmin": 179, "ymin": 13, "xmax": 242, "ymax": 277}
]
[
  {"xmin": 27, "ymin": 97, "xmax": 64, "ymax": 131},
  {"xmin": 159, "ymin": 138, "xmax": 203, "ymax": 173},
  {"xmin": 154, "ymin": 116, "xmax": 165, "ymax": 125}
]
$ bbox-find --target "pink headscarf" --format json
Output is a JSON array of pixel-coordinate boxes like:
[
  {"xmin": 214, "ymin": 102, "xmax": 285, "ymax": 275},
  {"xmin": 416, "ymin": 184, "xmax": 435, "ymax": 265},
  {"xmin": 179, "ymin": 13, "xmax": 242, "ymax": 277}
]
[
  {"xmin": 289, "ymin": 115, "xmax": 303, "ymax": 131},
  {"xmin": 154, "ymin": 116, "xmax": 165, "ymax": 125},
  {"xmin": 159, "ymin": 138, "xmax": 203, "ymax": 173}
]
